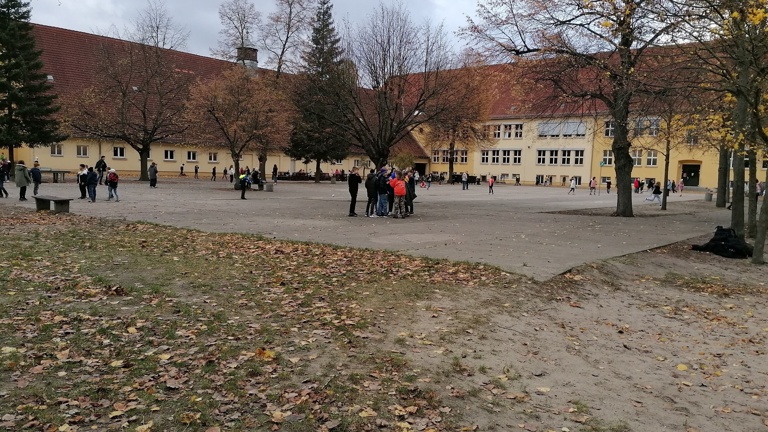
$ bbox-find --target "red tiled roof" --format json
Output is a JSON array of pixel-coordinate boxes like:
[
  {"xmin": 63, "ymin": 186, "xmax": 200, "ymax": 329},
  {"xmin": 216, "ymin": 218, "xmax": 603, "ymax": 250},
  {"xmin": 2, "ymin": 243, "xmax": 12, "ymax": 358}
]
[
  {"xmin": 31, "ymin": 23, "xmax": 236, "ymax": 102},
  {"xmin": 391, "ymin": 131, "xmax": 429, "ymax": 159}
]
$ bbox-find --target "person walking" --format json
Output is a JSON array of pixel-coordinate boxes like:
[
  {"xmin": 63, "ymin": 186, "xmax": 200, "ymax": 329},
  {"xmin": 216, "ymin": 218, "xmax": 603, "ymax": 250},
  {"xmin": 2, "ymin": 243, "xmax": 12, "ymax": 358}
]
[
  {"xmin": 14, "ymin": 160, "xmax": 32, "ymax": 201},
  {"xmin": 148, "ymin": 162, "xmax": 158, "ymax": 188},
  {"xmin": 488, "ymin": 175, "xmax": 495, "ymax": 194},
  {"xmin": 221, "ymin": 166, "xmax": 228, "ymax": 180},
  {"xmin": 194, "ymin": 165, "xmax": 199, "ymax": 179},
  {"xmin": 364, "ymin": 168, "xmax": 377, "ymax": 217},
  {"xmin": 568, "ymin": 177, "xmax": 576, "ymax": 195},
  {"xmin": 86, "ymin": 167, "xmax": 98, "ymax": 202},
  {"xmin": 589, "ymin": 177, "xmax": 596, "ymax": 195},
  {"xmin": 77, "ymin": 164, "xmax": 88, "ymax": 199},
  {"xmin": 347, "ymin": 166, "xmax": 362, "ymax": 216},
  {"xmin": 0, "ymin": 167, "xmax": 8, "ymax": 198},
  {"xmin": 30, "ymin": 162, "xmax": 42, "ymax": 196},
  {"xmin": 106, "ymin": 168, "xmax": 120, "ymax": 202},
  {"xmin": 389, "ymin": 170, "xmax": 407, "ymax": 218},
  {"xmin": 462, "ymin": 171, "xmax": 468, "ymax": 190},
  {"xmin": 646, "ymin": 183, "xmax": 662, "ymax": 204},
  {"xmin": 211, "ymin": 166, "xmax": 216, "ymax": 181},
  {"xmin": 239, "ymin": 173, "xmax": 248, "ymax": 199},
  {"xmin": 426, "ymin": 173, "xmax": 432, "ymax": 190},
  {"xmin": 272, "ymin": 164, "xmax": 278, "ymax": 183},
  {"xmin": 405, "ymin": 169, "xmax": 416, "ymax": 215},
  {"xmin": 95, "ymin": 155, "xmax": 107, "ymax": 185},
  {"xmin": 229, "ymin": 165, "xmax": 235, "ymax": 183},
  {"xmin": 375, "ymin": 167, "xmax": 390, "ymax": 217},
  {"xmin": 179, "ymin": 164, "xmax": 185, "ymax": 176},
  {"xmin": 606, "ymin": 179, "xmax": 612, "ymax": 194}
]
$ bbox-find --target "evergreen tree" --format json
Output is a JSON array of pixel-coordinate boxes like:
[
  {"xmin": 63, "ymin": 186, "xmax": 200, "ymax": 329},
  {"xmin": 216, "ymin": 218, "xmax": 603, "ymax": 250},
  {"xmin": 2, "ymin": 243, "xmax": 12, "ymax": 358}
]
[
  {"xmin": 286, "ymin": 0, "xmax": 349, "ymax": 182},
  {"xmin": 0, "ymin": 0, "xmax": 66, "ymax": 163}
]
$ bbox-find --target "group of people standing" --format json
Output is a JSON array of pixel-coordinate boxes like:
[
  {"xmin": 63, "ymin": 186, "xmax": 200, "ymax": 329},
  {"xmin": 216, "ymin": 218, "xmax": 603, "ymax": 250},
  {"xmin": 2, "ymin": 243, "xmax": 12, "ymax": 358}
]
[
  {"xmin": 77, "ymin": 156, "xmax": 120, "ymax": 202},
  {"xmin": 1, "ymin": 159, "xmax": 43, "ymax": 201},
  {"xmin": 348, "ymin": 166, "xmax": 418, "ymax": 218}
]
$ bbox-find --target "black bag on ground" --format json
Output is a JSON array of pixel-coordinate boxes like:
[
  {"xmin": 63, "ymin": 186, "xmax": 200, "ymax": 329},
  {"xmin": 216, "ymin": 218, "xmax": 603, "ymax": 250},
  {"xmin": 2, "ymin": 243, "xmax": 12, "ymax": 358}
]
[{"xmin": 691, "ymin": 226, "xmax": 753, "ymax": 259}]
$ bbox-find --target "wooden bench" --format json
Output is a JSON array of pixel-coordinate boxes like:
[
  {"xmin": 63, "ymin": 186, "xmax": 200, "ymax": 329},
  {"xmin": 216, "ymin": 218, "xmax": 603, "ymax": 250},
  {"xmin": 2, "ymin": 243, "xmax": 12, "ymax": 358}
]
[{"xmin": 33, "ymin": 195, "xmax": 74, "ymax": 213}]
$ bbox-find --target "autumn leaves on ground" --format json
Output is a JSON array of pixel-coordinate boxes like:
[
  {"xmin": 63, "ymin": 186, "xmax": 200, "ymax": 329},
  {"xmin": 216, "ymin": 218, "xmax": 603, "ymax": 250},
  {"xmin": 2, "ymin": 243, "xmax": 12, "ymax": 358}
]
[{"xmin": 1, "ymin": 207, "xmax": 767, "ymax": 432}]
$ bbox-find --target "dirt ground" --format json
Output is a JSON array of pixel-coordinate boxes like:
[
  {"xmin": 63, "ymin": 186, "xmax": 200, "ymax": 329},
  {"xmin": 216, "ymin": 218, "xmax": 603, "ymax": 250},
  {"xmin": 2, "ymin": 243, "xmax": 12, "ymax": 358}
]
[{"xmin": 376, "ymin": 238, "xmax": 768, "ymax": 432}]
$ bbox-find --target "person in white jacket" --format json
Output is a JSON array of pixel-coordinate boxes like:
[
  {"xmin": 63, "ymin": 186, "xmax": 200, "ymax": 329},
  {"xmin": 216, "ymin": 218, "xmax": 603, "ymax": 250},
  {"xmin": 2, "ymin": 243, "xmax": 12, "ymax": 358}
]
[{"xmin": 568, "ymin": 177, "xmax": 577, "ymax": 195}]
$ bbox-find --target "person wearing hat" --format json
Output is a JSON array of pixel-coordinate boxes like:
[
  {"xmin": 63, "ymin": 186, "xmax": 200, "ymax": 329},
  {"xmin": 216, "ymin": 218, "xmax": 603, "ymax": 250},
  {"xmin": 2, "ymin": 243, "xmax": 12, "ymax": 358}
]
[
  {"xmin": 14, "ymin": 160, "xmax": 32, "ymax": 201},
  {"xmin": 106, "ymin": 168, "xmax": 120, "ymax": 202},
  {"xmin": 148, "ymin": 162, "xmax": 159, "ymax": 188},
  {"xmin": 30, "ymin": 161, "xmax": 42, "ymax": 196}
]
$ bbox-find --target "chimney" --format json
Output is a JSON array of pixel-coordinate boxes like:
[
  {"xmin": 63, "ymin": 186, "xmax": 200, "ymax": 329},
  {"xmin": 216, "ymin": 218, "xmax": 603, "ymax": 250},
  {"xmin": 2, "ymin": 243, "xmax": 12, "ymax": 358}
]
[{"xmin": 236, "ymin": 46, "xmax": 258, "ymax": 69}]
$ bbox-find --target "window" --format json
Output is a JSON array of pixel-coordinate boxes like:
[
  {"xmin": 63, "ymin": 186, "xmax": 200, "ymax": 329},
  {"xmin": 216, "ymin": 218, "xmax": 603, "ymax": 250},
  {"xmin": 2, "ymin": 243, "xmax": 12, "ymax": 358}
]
[
  {"xmin": 163, "ymin": 150, "xmax": 175, "ymax": 161},
  {"xmin": 687, "ymin": 131, "xmax": 699, "ymax": 146},
  {"xmin": 432, "ymin": 150, "xmax": 440, "ymax": 163},
  {"xmin": 503, "ymin": 124, "xmax": 513, "ymax": 139},
  {"xmin": 632, "ymin": 149, "xmax": 643, "ymax": 166},
  {"xmin": 574, "ymin": 150, "xmax": 585, "ymax": 165},
  {"xmin": 482, "ymin": 125, "xmax": 492, "ymax": 139},
  {"xmin": 332, "ymin": 159, "xmax": 343, "ymax": 165},
  {"xmin": 601, "ymin": 176, "xmax": 611, "ymax": 184},
  {"xmin": 634, "ymin": 118, "xmax": 647, "ymax": 136},
  {"xmin": 535, "ymin": 174, "xmax": 546, "ymax": 185},
  {"xmin": 572, "ymin": 176, "xmax": 582, "ymax": 186},
  {"xmin": 763, "ymin": 160, "xmax": 768, "ymax": 169},
  {"xmin": 502, "ymin": 150, "xmax": 511, "ymax": 164},
  {"xmin": 490, "ymin": 150, "xmax": 499, "ymax": 164},
  {"xmin": 481, "ymin": 150, "xmax": 489, "ymax": 164},
  {"xmin": 561, "ymin": 150, "xmax": 571, "ymax": 165},
  {"xmin": 549, "ymin": 150, "xmax": 559, "ymax": 165},
  {"xmin": 538, "ymin": 121, "xmax": 561, "ymax": 137},
  {"xmin": 113, "ymin": 146, "xmax": 126, "ymax": 158},
  {"xmin": 50, "ymin": 143, "xmax": 63, "ymax": 156},
  {"xmin": 512, "ymin": 150, "xmax": 522, "ymax": 164},
  {"xmin": 493, "ymin": 125, "xmax": 502, "ymax": 139},
  {"xmin": 562, "ymin": 121, "xmax": 586, "ymax": 137},
  {"xmin": 353, "ymin": 159, "xmax": 361, "ymax": 167},
  {"xmin": 187, "ymin": 151, "xmax": 197, "ymax": 161},
  {"xmin": 76, "ymin": 145, "xmax": 88, "ymax": 157},
  {"xmin": 459, "ymin": 150, "xmax": 468, "ymax": 164},
  {"xmin": 604, "ymin": 120, "xmax": 615, "ymax": 137},
  {"xmin": 208, "ymin": 152, "xmax": 218, "ymax": 162},
  {"xmin": 602, "ymin": 150, "xmax": 614, "ymax": 166},
  {"xmin": 648, "ymin": 118, "xmax": 660, "ymax": 136},
  {"xmin": 514, "ymin": 124, "xmax": 523, "ymax": 138},
  {"xmin": 537, "ymin": 150, "xmax": 546, "ymax": 164},
  {"xmin": 646, "ymin": 150, "xmax": 658, "ymax": 166}
]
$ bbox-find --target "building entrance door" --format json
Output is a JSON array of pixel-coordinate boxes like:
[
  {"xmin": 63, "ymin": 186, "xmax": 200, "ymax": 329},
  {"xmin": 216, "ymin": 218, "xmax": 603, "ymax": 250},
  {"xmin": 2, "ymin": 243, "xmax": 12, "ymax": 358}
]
[{"xmin": 681, "ymin": 164, "xmax": 701, "ymax": 186}]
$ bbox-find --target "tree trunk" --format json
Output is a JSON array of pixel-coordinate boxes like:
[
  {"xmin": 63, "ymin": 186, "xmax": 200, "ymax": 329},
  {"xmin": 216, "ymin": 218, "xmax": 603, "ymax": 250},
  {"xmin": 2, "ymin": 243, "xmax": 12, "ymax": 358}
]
[
  {"xmin": 716, "ymin": 144, "xmax": 729, "ymax": 208},
  {"xmin": 660, "ymin": 142, "xmax": 671, "ymax": 211},
  {"xmin": 7, "ymin": 146, "xmax": 14, "ymax": 166},
  {"xmin": 233, "ymin": 153, "xmax": 241, "ymax": 179},
  {"xmin": 612, "ymin": 117, "xmax": 634, "ymax": 216},
  {"xmin": 747, "ymin": 149, "xmax": 757, "ymax": 238},
  {"xmin": 314, "ymin": 159, "xmax": 321, "ymax": 183},
  {"xmin": 258, "ymin": 151, "xmax": 267, "ymax": 183},
  {"xmin": 752, "ymin": 168, "xmax": 768, "ymax": 263},
  {"xmin": 138, "ymin": 147, "xmax": 149, "ymax": 181},
  {"xmin": 448, "ymin": 136, "xmax": 456, "ymax": 182}
]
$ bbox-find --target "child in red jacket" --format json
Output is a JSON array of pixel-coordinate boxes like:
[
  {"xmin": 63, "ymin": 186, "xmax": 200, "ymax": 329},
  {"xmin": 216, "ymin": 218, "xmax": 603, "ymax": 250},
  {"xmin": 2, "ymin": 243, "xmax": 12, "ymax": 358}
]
[{"xmin": 389, "ymin": 170, "xmax": 407, "ymax": 218}]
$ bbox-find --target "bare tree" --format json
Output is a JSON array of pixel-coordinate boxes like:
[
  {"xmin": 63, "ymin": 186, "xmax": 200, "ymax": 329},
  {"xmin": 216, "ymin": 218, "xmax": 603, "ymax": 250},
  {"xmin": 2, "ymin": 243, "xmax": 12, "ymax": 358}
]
[
  {"xmin": 212, "ymin": 0, "xmax": 261, "ymax": 63},
  {"xmin": 257, "ymin": 0, "xmax": 311, "ymax": 77},
  {"xmin": 64, "ymin": 2, "xmax": 195, "ymax": 181},
  {"xmin": 129, "ymin": 0, "xmax": 189, "ymax": 50},
  {"xmin": 462, "ymin": 0, "xmax": 681, "ymax": 217},
  {"xmin": 328, "ymin": 2, "xmax": 458, "ymax": 168}
]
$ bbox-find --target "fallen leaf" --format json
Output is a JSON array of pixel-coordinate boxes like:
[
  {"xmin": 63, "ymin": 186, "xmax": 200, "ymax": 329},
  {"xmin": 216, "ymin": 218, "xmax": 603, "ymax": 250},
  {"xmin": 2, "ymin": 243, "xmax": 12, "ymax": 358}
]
[
  {"xmin": 676, "ymin": 364, "xmax": 688, "ymax": 371},
  {"xmin": 359, "ymin": 408, "xmax": 377, "ymax": 418},
  {"xmin": 136, "ymin": 421, "xmax": 154, "ymax": 432}
]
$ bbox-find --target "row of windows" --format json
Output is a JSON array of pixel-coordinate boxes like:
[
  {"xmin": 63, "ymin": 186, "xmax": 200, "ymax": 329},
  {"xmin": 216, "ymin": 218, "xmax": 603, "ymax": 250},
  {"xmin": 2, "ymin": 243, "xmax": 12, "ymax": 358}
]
[
  {"xmin": 600, "ymin": 150, "xmax": 659, "ymax": 167},
  {"xmin": 49, "ymin": 145, "xmax": 220, "ymax": 162},
  {"xmin": 536, "ymin": 150, "xmax": 586, "ymax": 165},
  {"xmin": 431, "ymin": 150, "xmax": 469, "ymax": 164}
]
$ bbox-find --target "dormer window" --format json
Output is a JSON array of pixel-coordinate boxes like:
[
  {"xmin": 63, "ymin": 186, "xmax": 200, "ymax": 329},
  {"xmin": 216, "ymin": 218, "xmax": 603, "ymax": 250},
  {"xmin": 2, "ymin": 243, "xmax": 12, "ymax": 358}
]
[{"xmin": 46, "ymin": 75, "xmax": 54, "ymax": 81}]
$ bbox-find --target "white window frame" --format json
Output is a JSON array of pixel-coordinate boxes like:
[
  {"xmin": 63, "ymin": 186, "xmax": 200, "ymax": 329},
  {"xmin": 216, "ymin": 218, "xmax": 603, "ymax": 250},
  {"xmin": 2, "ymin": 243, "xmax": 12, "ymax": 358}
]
[
  {"xmin": 514, "ymin": 124, "xmax": 523, "ymax": 138},
  {"xmin": 501, "ymin": 150, "xmax": 511, "ymax": 164},
  {"xmin": 491, "ymin": 149, "xmax": 500, "ymax": 164},
  {"xmin": 186, "ymin": 151, "xmax": 197, "ymax": 162},
  {"xmin": 561, "ymin": 150, "xmax": 571, "ymax": 165},
  {"xmin": 646, "ymin": 150, "xmax": 658, "ymax": 167},
  {"xmin": 574, "ymin": 150, "xmax": 585, "ymax": 165},
  {"xmin": 432, "ymin": 150, "xmax": 440, "ymax": 163},
  {"xmin": 604, "ymin": 120, "xmax": 615, "ymax": 137},
  {"xmin": 459, "ymin": 150, "xmax": 468, "ymax": 164},
  {"xmin": 537, "ymin": 150, "xmax": 546, "ymax": 165},
  {"xmin": 50, "ymin": 143, "xmax": 63, "ymax": 156},
  {"xmin": 481, "ymin": 150, "xmax": 489, "ymax": 164},
  {"xmin": 503, "ymin": 124, "xmax": 513, "ymax": 139},
  {"xmin": 549, "ymin": 150, "xmax": 559, "ymax": 165},
  {"xmin": 538, "ymin": 121, "xmax": 561, "ymax": 138},
  {"xmin": 113, "ymin": 146, "xmax": 126, "ymax": 158},
  {"xmin": 562, "ymin": 121, "xmax": 587, "ymax": 138},
  {"xmin": 208, "ymin": 152, "xmax": 218, "ymax": 162},
  {"xmin": 648, "ymin": 118, "xmax": 661, "ymax": 136},
  {"xmin": 632, "ymin": 149, "xmax": 643, "ymax": 166},
  {"xmin": 602, "ymin": 150, "xmax": 614, "ymax": 166},
  {"xmin": 493, "ymin": 125, "xmax": 502, "ymax": 139},
  {"xmin": 512, "ymin": 150, "xmax": 522, "ymax": 165},
  {"xmin": 601, "ymin": 176, "xmax": 611, "ymax": 184},
  {"xmin": 76, "ymin": 145, "xmax": 88, "ymax": 157},
  {"xmin": 164, "ymin": 150, "xmax": 175, "ymax": 161}
]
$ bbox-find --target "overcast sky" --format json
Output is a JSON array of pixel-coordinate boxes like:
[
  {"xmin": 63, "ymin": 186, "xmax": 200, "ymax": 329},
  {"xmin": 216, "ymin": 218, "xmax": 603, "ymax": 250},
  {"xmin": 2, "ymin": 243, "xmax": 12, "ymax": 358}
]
[{"xmin": 28, "ymin": 0, "xmax": 478, "ymax": 57}]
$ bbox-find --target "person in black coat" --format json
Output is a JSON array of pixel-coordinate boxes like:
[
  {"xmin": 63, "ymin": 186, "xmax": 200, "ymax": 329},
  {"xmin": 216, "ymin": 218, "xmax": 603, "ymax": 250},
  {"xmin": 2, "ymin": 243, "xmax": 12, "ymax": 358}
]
[
  {"xmin": 347, "ymin": 166, "xmax": 362, "ymax": 217},
  {"xmin": 364, "ymin": 169, "xmax": 377, "ymax": 217},
  {"xmin": 86, "ymin": 167, "xmax": 99, "ymax": 202},
  {"xmin": 30, "ymin": 162, "xmax": 42, "ymax": 196},
  {"xmin": 78, "ymin": 164, "xmax": 88, "ymax": 199}
]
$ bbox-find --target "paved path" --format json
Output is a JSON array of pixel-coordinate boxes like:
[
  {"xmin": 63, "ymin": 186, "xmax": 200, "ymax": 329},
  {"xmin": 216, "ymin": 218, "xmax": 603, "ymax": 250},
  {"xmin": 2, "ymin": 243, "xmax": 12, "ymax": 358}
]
[{"xmin": 3, "ymin": 178, "xmax": 732, "ymax": 280}]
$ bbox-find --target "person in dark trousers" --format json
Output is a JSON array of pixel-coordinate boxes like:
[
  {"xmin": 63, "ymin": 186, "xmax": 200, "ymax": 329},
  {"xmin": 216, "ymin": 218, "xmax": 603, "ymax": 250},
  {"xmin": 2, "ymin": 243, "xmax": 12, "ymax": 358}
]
[
  {"xmin": 86, "ymin": 167, "xmax": 98, "ymax": 202},
  {"xmin": 148, "ymin": 162, "xmax": 158, "ymax": 188},
  {"xmin": 211, "ymin": 166, "xmax": 216, "ymax": 181},
  {"xmin": 0, "ymin": 167, "xmax": 8, "ymax": 198},
  {"xmin": 78, "ymin": 163, "xmax": 88, "ymax": 199},
  {"xmin": 239, "ymin": 173, "xmax": 248, "ymax": 199},
  {"xmin": 375, "ymin": 167, "xmax": 390, "ymax": 217},
  {"xmin": 95, "ymin": 155, "xmax": 107, "ymax": 185},
  {"xmin": 347, "ymin": 166, "xmax": 362, "ymax": 216},
  {"xmin": 364, "ymin": 168, "xmax": 377, "ymax": 217},
  {"xmin": 14, "ymin": 160, "xmax": 32, "ymax": 201},
  {"xmin": 30, "ymin": 162, "xmax": 42, "ymax": 196},
  {"xmin": 194, "ymin": 165, "xmax": 199, "ymax": 179},
  {"xmin": 272, "ymin": 164, "xmax": 278, "ymax": 183},
  {"xmin": 606, "ymin": 179, "xmax": 612, "ymax": 194},
  {"xmin": 405, "ymin": 169, "xmax": 416, "ymax": 215}
]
